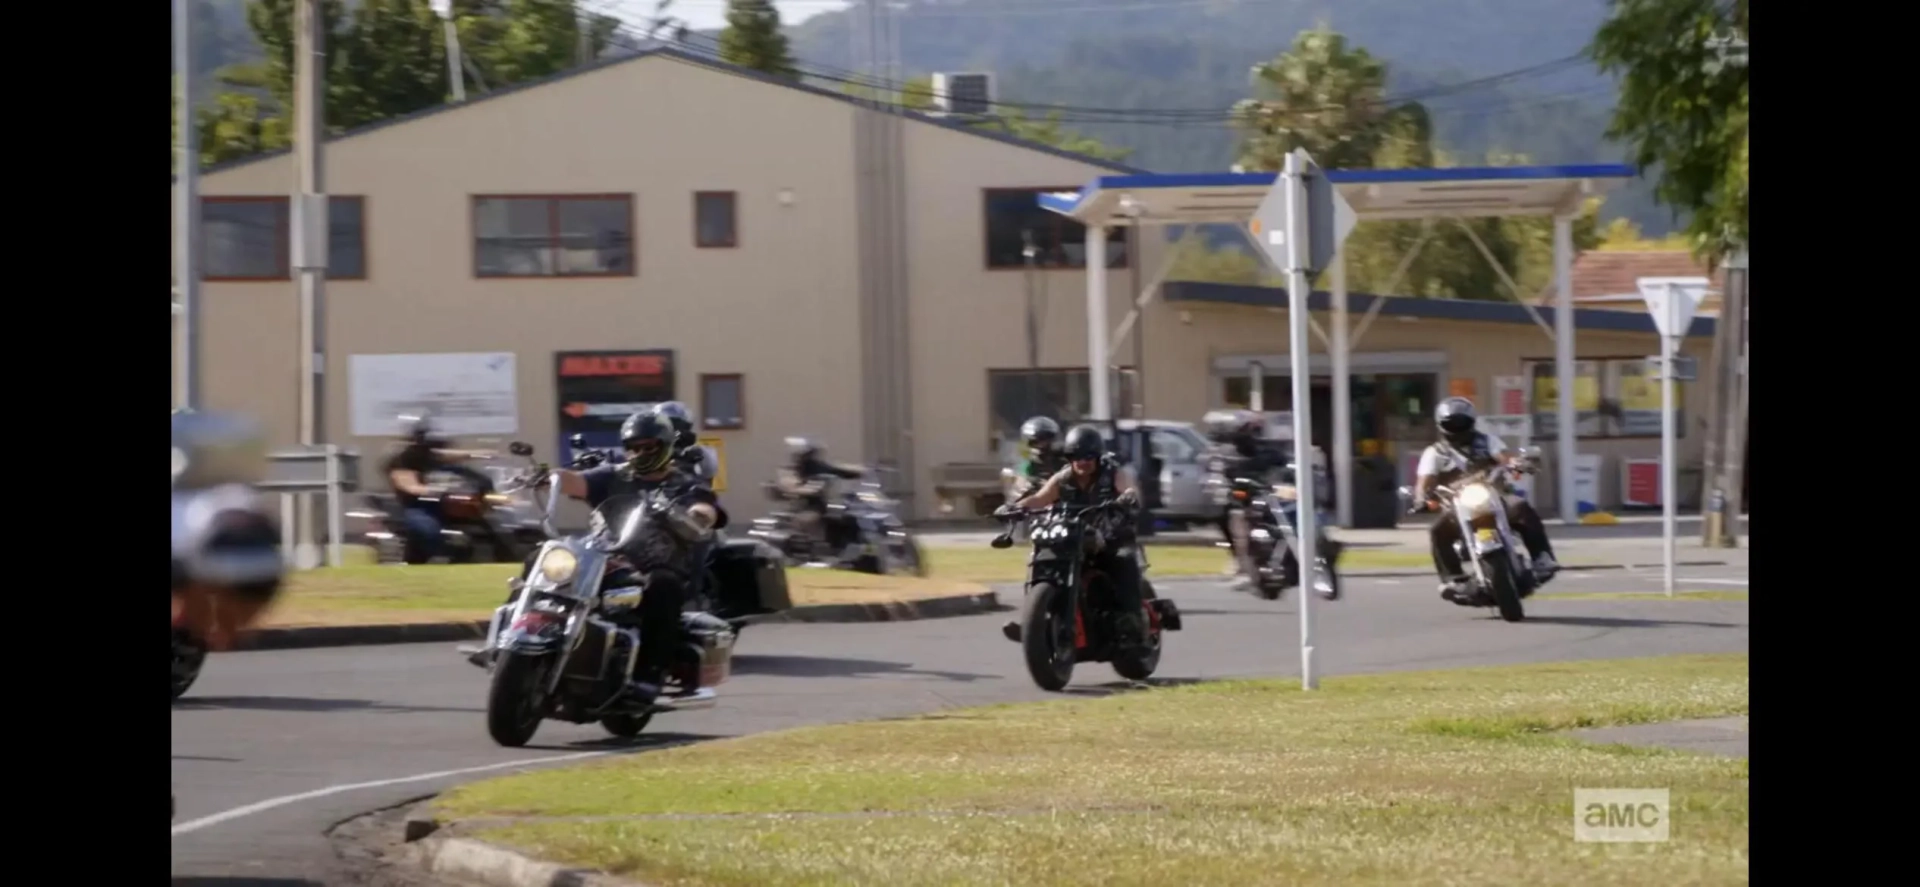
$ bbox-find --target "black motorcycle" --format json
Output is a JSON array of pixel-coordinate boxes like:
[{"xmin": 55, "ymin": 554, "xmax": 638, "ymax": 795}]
[
  {"xmin": 1228, "ymin": 476, "xmax": 1344, "ymax": 601},
  {"xmin": 994, "ymin": 502, "xmax": 1183, "ymax": 692},
  {"xmin": 171, "ymin": 624, "xmax": 207, "ymax": 701},
  {"xmin": 471, "ymin": 479, "xmax": 740, "ymax": 747},
  {"xmin": 750, "ymin": 472, "xmax": 925, "ymax": 576}
]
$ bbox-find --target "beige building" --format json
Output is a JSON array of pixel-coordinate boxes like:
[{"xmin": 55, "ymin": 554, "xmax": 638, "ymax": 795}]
[{"xmin": 171, "ymin": 47, "xmax": 1715, "ymax": 521}]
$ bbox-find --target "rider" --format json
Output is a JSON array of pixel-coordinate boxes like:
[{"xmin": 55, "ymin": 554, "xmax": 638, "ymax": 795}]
[
  {"xmin": 1207, "ymin": 410, "xmax": 1291, "ymax": 588},
  {"xmin": 548, "ymin": 409, "xmax": 727, "ymax": 705},
  {"xmin": 1410, "ymin": 397, "xmax": 1559, "ymax": 603},
  {"xmin": 774, "ymin": 436, "xmax": 867, "ymax": 563},
  {"xmin": 651, "ymin": 401, "xmax": 719, "ymax": 482},
  {"xmin": 172, "ymin": 410, "xmax": 288, "ymax": 651},
  {"xmin": 1012, "ymin": 417, "xmax": 1065, "ymax": 497},
  {"xmin": 382, "ymin": 414, "xmax": 497, "ymax": 564},
  {"xmin": 999, "ymin": 424, "xmax": 1149, "ymax": 650}
]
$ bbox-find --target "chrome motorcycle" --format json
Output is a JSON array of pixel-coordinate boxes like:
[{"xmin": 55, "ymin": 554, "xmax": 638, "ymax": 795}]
[
  {"xmin": 467, "ymin": 472, "xmax": 735, "ymax": 747},
  {"xmin": 750, "ymin": 470, "xmax": 925, "ymax": 576},
  {"xmin": 1402, "ymin": 447, "xmax": 1544, "ymax": 623}
]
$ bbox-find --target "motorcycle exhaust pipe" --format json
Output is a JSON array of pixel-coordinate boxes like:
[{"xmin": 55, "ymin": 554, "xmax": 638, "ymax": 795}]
[{"xmin": 649, "ymin": 687, "xmax": 718, "ymax": 712}]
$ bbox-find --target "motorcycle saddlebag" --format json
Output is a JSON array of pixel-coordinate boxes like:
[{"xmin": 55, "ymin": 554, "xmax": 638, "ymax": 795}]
[{"xmin": 710, "ymin": 538, "xmax": 794, "ymax": 615}]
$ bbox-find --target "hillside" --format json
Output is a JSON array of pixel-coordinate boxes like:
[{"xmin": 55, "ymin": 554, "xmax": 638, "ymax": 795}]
[{"xmin": 174, "ymin": 0, "xmax": 1673, "ymax": 231}]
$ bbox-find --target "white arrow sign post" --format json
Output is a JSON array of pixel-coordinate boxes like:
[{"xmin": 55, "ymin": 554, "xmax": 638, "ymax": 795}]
[
  {"xmin": 1249, "ymin": 148, "xmax": 1358, "ymax": 691},
  {"xmin": 1637, "ymin": 276, "xmax": 1709, "ymax": 598}
]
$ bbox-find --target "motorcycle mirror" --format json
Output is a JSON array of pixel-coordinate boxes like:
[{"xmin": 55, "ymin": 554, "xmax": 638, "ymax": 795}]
[
  {"xmin": 509, "ymin": 441, "xmax": 535, "ymax": 457},
  {"xmin": 541, "ymin": 476, "xmax": 562, "ymax": 538},
  {"xmin": 1518, "ymin": 446, "xmax": 1543, "ymax": 461},
  {"xmin": 568, "ymin": 433, "xmax": 587, "ymax": 449}
]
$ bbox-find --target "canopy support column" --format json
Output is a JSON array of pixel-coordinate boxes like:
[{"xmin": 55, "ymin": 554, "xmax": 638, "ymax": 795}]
[
  {"xmin": 1349, "ymin": 219, "xmax": 1436, "ymax": 348},
  {"xmin": 1105, "ymin": 232, "xmax": 1181, "ymax": 362},
  {"xmin": 1331, "ymin": 250, "xmax": 1353, "ymax": 528},
  {"xmin": 1553, "ymin": 214, "xmax": 1577, "ymax": 524},
  {"xmin": 1087, "ymin": 224, "xmax": 1112, "ymax": 421}
]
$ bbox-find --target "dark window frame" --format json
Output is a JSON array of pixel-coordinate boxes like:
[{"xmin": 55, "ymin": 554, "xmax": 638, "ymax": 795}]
[
  {"xmin": 470, "ymin": 193, "xmax": 637, "ymax": 279},
  {"xmin": 200, "ymin": 195, "xmax": 368, "ymax": 281},
  {"xmin": 693, "ymin": 191, "xmax": 738, "ymax": 249},
  {"xmin": 698, "ymin": 373, "xmax": 747, "ymax": 431},
  {"xmin": 982, "ymin": 187, "xmax": 1131, "ymax": 271}
]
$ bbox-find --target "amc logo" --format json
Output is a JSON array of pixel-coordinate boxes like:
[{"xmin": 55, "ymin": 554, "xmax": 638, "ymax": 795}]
[{"xmin": 1573, "ymin": 788, "xmax": 1670, "ymax": 842}]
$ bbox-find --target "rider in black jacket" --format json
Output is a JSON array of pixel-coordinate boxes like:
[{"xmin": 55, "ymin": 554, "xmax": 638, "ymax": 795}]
[
  {"xmin": 1204, "ymin": 410, "xmax": 1292, "ymax": 588},
  {"xmin": 1000, "ymin": 425, "xmax": 1149, "ymax": 650}
]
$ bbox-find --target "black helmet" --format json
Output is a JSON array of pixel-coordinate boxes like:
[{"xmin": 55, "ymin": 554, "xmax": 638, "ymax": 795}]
[
  {"xmin": 618, "ymin": 410, "xmax": 676, "ymax": 474},
  {"xmin": 652, "ymin": 401, "xmax": 697, "ymax": 448},
  {"xmin": 1020, "ymin": 416, "xmax": 1060, "ymax": 451},
  {"xmin": 1435, "ymin": 397, "xmax": 1477, "ymax": 442},
  {"xmin": 1062, "ymin": 424, "xmax": 1105, "ymax": 461}
]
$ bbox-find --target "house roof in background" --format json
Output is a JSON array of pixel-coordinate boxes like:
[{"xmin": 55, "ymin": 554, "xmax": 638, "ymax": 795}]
[
  {"xmin": 174, "ymin": 46, "xmax": 1149, "ymax": 182},
  {"xmin": 1562, "ymin": 249, "xmax": 1726, "ymax": 302}
]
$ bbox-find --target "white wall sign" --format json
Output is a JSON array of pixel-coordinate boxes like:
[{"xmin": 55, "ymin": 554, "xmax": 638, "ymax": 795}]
[{"xmin": 350, "ymin": 352, "xmax": 519, "ymax": 437}]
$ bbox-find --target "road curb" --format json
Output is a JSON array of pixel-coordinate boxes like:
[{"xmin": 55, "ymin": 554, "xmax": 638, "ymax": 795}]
[
  {"xmin": 233, "ymin": 591, "xmax": 1006, "ymax": 651},
  {"xmin": 405, "ymin": 835, "xmax": 650, "ymax": 887}
]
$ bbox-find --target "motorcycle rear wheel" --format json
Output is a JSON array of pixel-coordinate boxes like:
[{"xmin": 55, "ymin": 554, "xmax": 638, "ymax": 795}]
[
  {"xmin": 1020, "ymin": 583, "xmax": 1076, "ymax": 692},
  {"xmin": 486, "ymin": 651, "xmax": 552, "ymax": 747},
  {"xmin": 1483, "ymin": 556, "xmax": 1526, "ymax": 623},
  {"xmin": 1111, "ymin": 583, "xmax": 1162, "ymax": 682}
]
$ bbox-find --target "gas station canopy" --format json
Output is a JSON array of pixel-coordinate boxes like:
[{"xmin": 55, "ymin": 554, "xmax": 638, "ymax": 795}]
[{"xmin": 1037, "ymin": 164, "xmax": 1637, "ymax": 227}]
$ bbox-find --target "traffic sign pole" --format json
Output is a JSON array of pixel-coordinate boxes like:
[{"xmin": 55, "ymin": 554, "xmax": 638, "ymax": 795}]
[
  {"xmin": 1281, "ymin": 150, "xmax": 1319, "ymax": 691},
  {"xmin": 1636, "ymin": 277, "xmax": 1708, "ymax": 599}
]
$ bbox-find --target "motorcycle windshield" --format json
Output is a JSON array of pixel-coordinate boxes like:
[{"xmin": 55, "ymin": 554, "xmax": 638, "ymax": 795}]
[{"xmin": 587, "ymin": 494, "xmax": 643, "ymax": 544}]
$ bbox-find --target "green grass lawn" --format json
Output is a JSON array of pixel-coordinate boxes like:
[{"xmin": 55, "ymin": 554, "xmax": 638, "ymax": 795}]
[
  {"xmin": 1536, "ymin": 590, "xmax": 1748, "ymax": 602},
  {"xmin": 260, "ymin": 545, "xmax": 1440, "ymax": 627},
  {"xmin": 435, "ymin": 653, "xmax": 1749, "ymax": 887}
]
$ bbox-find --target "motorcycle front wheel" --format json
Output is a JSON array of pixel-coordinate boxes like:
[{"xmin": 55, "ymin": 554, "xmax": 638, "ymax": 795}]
[
  {"xmin": 485, "ymin": 651, "xmax": 553, "ymax": 747},
  {"xmin": 1020, "ymin": 582, "xmax": 1076, "ymax": 692},
  {"xmin": 1482, "ymin": 555, "xmax": 1526, "ymax": 623},
  {"xmin": 172, "ymin": 629, "xmax": 207, "ymax": 702}
]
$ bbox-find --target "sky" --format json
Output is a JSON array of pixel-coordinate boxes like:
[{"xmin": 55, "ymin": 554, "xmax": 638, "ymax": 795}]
[{"xmin": 601, "ymin": 1, "xmax": 851, "ymax": 33}]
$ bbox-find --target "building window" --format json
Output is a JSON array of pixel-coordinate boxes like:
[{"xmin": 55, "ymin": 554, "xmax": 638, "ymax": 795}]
[
  {"xmin": 983, "ymin": 188, "xmax": 1130, "ymax": 270},
  {"xmin": 201, "ymin": 196, "xmax": 367, "ymax": 280},
  {"xmin": 1521, "ymin": 358, "xmax": 1685, "ymax": 440},
  {"xmin": 472, "ymin": 194, "xmax": 633, "ymax": 278},
  {"xmin": 694, "ymin": 191, "xmax": 737, "ymax": 248},
  {"xmin": 986, "ymin": 367, "xmax": 1139, "ymax": 457},
  {"xmin": 699, "ymin": 373, "xmax": 746, "ymax": 430}
]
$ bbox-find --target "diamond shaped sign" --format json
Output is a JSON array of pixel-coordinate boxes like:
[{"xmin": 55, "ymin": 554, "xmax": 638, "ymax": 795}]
[
  {"xmin": 1637, "ymin": 276, "xmax": 1710, "ymax": 341},
  {"xmin": 1247, "ymin": 148, "xmax": 1357, "ymax": 276}
]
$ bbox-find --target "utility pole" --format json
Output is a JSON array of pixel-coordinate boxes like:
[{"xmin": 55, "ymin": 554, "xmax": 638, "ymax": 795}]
[
  {"xmin": 174, "ymin": 0, "xmax": 202, "ymax": 411},
  {"xmin": 1699, "ymin": 30, "xmax": 1748, "ymax": 547},
  {"xmin": 431, "ymin": 0, "xmax": 465, "ymax": 102},
  {"xmin": 294, "ymin": 0, "xmax": 330, "ymax": 564}
]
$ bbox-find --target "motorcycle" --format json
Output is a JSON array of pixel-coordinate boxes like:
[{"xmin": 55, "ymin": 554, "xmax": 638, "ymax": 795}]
[
  {"xmin": 1228, "ymin": 476, "xmax": 1344, "ymax": 601},
  {"xmin": 1400, "ymin": 448, "xmax": 1543, "ymax": 623},
  {"xmin": 171, "ymin": 623, "xmax": 208, "ymax": 701},
  {"xmin": 467, "ymin": 467, "xmax": 737, "ymax": 748},
  {"xmin": 348, "ymin": 465, "xmax": 543, "ymax": 565},
  {"xmin": 994, "ymin": 502, "xmax": 1183, "ymax": 691},
  {"xmin": 749, "ymin": 470, "xmax": 926, "ymax": 576}
]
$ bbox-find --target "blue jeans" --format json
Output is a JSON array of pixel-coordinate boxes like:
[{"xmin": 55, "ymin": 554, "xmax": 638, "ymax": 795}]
[{"xmin": 399, "ymin": 504, "xmax": 444, "ymax": 563}]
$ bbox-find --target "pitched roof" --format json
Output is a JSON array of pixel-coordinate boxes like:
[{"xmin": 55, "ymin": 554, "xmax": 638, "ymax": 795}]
[
  {"xmin": 1563, "ymin": 250, "xmax": 1727, "ymax": 301},
  {"xmin": 175, "ymin": 46, "xmax": 1151, "ymax": 181}
]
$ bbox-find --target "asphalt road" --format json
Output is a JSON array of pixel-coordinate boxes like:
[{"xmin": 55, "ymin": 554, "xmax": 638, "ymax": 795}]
[{"xmin": 171, "ymin": 565, "xmax": 1749, "ymax": 885}]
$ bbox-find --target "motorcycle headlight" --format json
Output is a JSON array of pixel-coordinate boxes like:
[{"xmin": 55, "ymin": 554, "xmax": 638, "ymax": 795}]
[
  {"xmin": 1456, "ymin": 483, "xmax": 1495, "ymax": 518},
  {"xmin": 538, "ymin": 548, "xmax": 578, "ymax": 584}
]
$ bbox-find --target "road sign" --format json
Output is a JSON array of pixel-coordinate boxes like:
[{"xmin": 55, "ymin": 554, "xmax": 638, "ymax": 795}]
[
  {"xmin": 1646, "ymin": 355, "xmax": 1698, "ymax": 382},
  {"xmin": 1637, "ymin": 276, "xmax": 1710, "ymax": 340},
  {"xmin": 1248, "ymin": 148, "xmax": 1357, "ymax": 276}
]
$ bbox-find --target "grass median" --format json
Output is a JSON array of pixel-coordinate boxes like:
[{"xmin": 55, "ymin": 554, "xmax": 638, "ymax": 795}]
[
  {"xmin": 258, "ymin": 544, "xmax": 1439, "ymax": 628},
  {"xmin": 1536, "ymin": 590, "xmax": 1748, "ymax": 602},
  {"xmin": 433, "ymin": 653, "xmax": 1748, "ymax": 887}
]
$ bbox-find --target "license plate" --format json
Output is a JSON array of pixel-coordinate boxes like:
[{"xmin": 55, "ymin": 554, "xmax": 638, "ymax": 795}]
[{"xmin": 1474, "ymin": 528, "xmax": 1496, "ymax": 542}]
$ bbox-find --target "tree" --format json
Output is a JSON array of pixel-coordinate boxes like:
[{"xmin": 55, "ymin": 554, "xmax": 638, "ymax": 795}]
[
  {"xmin": 1228, "ymin": 26, "xmax": 1599, "ymax": 300},
  {"xmin": 718, "ymin": 0, "xmax": 797, "ymax": 79},
  {"xmin": 1588, "ymin": 0, "xmax": 1747, "ymax": 265}
]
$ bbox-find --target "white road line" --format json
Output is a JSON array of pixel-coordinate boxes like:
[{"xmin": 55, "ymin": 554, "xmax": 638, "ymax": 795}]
[{"xmin": 170, "ymin": 751, "xmax": 611, "ymax": 837}]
